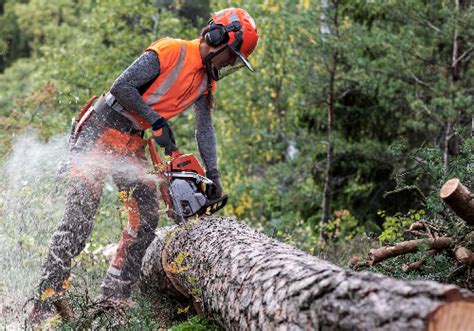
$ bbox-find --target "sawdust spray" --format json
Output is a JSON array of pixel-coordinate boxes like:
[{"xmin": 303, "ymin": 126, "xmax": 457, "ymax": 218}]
[
  {"xmin": 0, "ymin": 132, "xmax": 69, "ymax": 325},
  {"xmin": 0, "ymin": 131, "xmax": 159, "ymax": 326}
]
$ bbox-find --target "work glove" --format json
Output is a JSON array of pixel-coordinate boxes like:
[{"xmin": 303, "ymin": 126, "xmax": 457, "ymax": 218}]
[
  {"xmin": 206, "ymin": 169, "xmax": 224, "ymax": 201},
  {"xmin": 152, "ymin": 117, "xmax": 178, "ymax": 156}
]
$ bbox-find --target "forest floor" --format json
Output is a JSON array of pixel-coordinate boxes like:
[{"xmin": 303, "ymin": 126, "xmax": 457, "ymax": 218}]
[{"xmin": 0, "ymin": 242, "xmax": 221, "ymax": 330}]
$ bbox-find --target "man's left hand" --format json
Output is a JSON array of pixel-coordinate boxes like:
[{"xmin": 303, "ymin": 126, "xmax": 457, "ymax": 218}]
[{"xmin": 206, "ymin": 169, "xmax": 224, "ymax": 201}]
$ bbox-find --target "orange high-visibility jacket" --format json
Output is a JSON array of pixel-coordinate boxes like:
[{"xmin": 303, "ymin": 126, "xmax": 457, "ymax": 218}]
[{"xmin": 127, "ymin": 38, "xmax": 216, "ymax": 129}]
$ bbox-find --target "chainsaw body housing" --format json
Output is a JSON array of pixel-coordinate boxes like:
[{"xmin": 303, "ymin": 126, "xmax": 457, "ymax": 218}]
[{"xmin": 148, "ymin": 139, "xmax": 227, "ymax": 224}]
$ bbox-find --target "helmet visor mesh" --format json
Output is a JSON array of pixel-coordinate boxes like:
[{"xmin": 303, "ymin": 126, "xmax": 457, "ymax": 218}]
[
  {"xmin": 216, "ymin": 56, "xmax": 247, "ymax": 79},
  {"xmin": 229, "ymin": 46, "xmax": 255, "ymax": 72}
]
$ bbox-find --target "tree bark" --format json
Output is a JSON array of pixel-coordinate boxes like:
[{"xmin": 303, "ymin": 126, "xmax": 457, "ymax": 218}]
[
  {"xmin": 440, "ymin": 178, "xmax": 474, "ymax": 226},
  {"xmin": 140, "ymin": 217, "xmax": 474, "ymax": 330}
]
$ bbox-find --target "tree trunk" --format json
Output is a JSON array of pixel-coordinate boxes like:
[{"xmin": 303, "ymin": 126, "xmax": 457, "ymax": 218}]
[
  {"xmin": 320, "ymin": 0, "xmax": 339, "ymax": 240},
  {"xmin": 140, "ymin": 217, "xmax": 474, "ymax": 330},
  {"xmin": 444, "ymin": 0, "xmax": 468, "ymax": 170},
  {"xmin": 443, "ymin": 120, "xmax": 453, "ymax": 171},
  {"xmin": 440, "ymin": 178, "xmax": 474, "ymax": 226},
  {"xmin": 320, "ymin": 0, "xmax": 330, "ymax": 36}
]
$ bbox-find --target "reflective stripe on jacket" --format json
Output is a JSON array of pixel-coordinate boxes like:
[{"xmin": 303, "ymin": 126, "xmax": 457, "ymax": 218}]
[{"xmin": 128, "ymin": 38, "xmax": 216, "ymax": 129}]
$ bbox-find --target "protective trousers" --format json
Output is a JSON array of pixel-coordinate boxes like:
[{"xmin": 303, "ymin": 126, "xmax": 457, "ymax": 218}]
[{"xmin": 38, "ymin": 95, "xmax": 160, "ymax": 300}]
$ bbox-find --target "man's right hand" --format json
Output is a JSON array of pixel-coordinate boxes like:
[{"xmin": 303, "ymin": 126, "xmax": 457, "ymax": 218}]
[{"xmin": 152, "ymin": 117, "xmax": 178, "ymax": 155}]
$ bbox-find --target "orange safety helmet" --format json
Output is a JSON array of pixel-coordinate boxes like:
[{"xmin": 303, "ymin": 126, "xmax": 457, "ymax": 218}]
[{"xmin": 204, "ymin": 8, "xmax": 259, "ymax": 80}]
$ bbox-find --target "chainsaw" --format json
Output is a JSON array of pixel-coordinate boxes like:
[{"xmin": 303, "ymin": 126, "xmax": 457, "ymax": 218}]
[{"xmin": 147, "ymin": 138, "xmax": 228, "ymax": 224}]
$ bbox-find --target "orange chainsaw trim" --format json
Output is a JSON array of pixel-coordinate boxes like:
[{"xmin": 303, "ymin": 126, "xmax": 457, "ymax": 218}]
[
  {"xmin": 147, "ymin": 137, "xmax": 228, "ymax": 222},
  {"xmin": 147, "ymin": 138, "xmax": 205, "ymax": 177},
  {"xmin": 169, "ymin": 153, "xmax": 205, "ymax": 177}
]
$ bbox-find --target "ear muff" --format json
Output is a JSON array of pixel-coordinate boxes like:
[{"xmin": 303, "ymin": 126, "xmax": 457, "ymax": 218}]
[{"xmin": 205, "ymin": 25, "xmax": 229, "ymax": 47}]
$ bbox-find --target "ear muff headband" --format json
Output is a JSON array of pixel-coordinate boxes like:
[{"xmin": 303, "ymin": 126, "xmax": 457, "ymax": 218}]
[{"xmin": 205, "ymin": 21, "xmax": 243, "ymax": 47}]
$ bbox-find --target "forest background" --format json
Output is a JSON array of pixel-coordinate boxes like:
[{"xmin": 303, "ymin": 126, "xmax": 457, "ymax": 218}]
[{"xmin": 0, "ymin": 0, "xmax": 473, "ymax": 328}]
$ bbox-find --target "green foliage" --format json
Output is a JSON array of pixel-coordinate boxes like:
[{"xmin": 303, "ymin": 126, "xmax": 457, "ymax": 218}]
[
  {"xmin": 0, "ymin": 0, "xmax": 30, "ymax": 72},
  {"xmin": 59, "ymin": 292, "xmax": 163, "ymax": 329},
  {"xmin": 1, "ymin": 1, "xmax": 474, "ymax": 326},
  {"xmin": 317, "ymin": 234, "xmax": 376, "ymax": 268},
  {"xmin": 0, "ymin": 0, "xmax": 199, "ymax": 154},
  {"xmin": 321, "ymin": 209, "xmax": 365, "ymax": 241},
  {"xmin": 170, "ymin": 315, "xmax": 220, "ymax": 331},
  {"xmin": 123, "ymin": 299, "xmax": 163, "ymax": 329},
  {"xmin": 1, "ymin": 0, "xmax": 471, "ymax": 249},
  {"xmin": 378, "ymin": 210, "xmax": 425, "ymax": 244},
  {"xmin": 370, "ymin": 250, "xmax": 459, "ymax": 284}
]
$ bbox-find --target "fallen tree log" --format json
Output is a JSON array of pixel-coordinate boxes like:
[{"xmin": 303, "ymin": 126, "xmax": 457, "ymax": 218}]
[
  {"xmin": 440, "ymin": 178, "xmax": 474, "ymax": 226},
  {"xmin": 140, "ymin": 217, "xmax": 474, "ymax": 330},
  {"xmin": 368, "ymin": 237, "xmax": 454, "ymax": 266}
]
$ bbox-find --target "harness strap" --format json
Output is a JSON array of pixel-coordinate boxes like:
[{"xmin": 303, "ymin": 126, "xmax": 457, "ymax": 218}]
[{"xmin": 105, "ymin": 92, "xmax": 145, "ymax": 130}]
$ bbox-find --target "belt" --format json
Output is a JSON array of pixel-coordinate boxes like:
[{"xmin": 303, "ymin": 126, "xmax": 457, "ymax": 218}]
[
  {"xmin": 105, "ymin": 92, "xmax": 126, "ymax": 113},
  {"xmin": 104, "ymin": 92, "xmax": 145, "ymax": 132}
]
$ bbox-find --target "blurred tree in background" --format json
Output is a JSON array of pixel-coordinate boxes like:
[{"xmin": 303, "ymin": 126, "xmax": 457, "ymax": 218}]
[
  {"xmin": 0, "ymin": 0, "xmax": 472, "ymax": 286},
  {"xmin": 0, "ymin": 0, "xmax": 30, "ymax": 72}
]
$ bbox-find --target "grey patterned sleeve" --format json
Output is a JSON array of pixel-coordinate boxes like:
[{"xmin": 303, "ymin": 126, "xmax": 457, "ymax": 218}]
[
  {"xmin": 110, "ymin": 50, "xmax": 162, "ymax": 125},
  {"xmin": 194, "ymin": 95, "xmax": 218, "ymax": 172}
]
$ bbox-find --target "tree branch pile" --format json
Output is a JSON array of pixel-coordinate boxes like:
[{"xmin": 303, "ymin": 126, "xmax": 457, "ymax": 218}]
[
  {"xmin": 368, "ymin": 237, "xmax": 453, "ymax": 266},
  {"xmin": 140, "ymin": 217, "xmax": 474, "ymax": 330},
  {"xmin": 364, "ymin": 179, "xmax": 474, "ymax": 270}
]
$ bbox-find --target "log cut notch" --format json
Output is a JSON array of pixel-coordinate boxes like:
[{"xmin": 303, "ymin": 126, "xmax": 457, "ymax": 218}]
[{"xmin": 140, "ymin": 217, "xmax": 474, "ymax": 330}]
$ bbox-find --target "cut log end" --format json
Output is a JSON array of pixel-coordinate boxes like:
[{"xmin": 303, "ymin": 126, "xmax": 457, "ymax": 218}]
[
  {"xmin": 439, "ymin": 178, "xmax": 461, "ymax": 199},
  {"xmin": 428, "ymin": 301, "xmax": 474, "ymax": 331},
  {"xmin": 454, "ymin": 247, "xmax": 474, "ymax": 266},
  {"xmin": 439, "ymin": 178, "xmax": 474, "ymax": 225}
]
